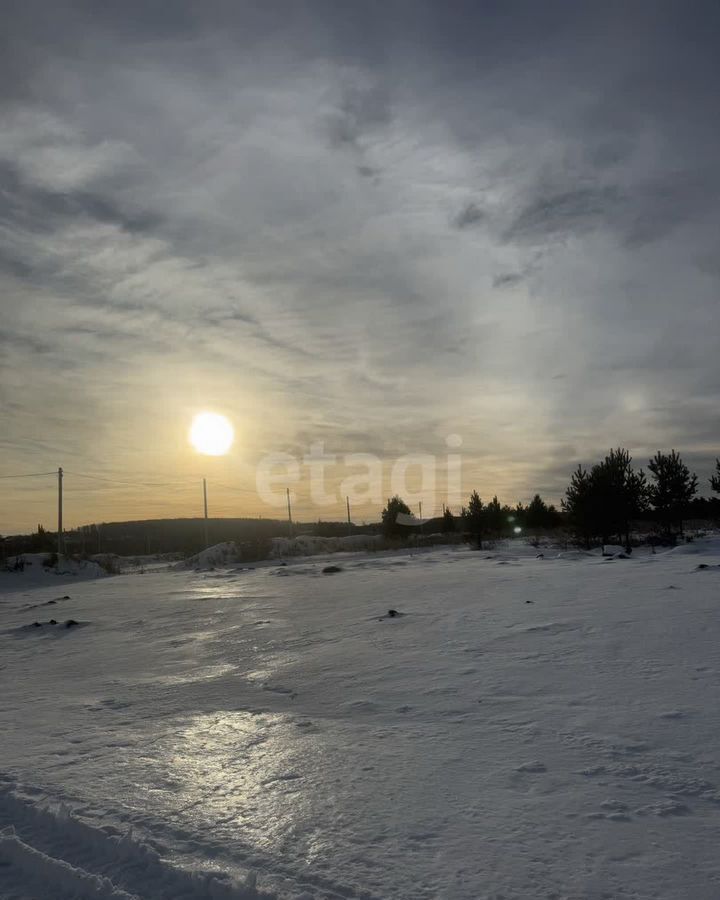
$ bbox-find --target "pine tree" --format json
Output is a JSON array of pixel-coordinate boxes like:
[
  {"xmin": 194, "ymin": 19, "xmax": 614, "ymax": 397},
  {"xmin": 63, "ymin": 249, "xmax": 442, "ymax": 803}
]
[
  {"xmin": 710, "ymin": 459, "xmax": 720, "ymax": 495},
  {"xmin": 526, "ymin": 494, "xmax": 549, "ymax": 530},
  {"xmin": 647, "ymin": 450, "xmax": 698, "ymax": 538},
  {"xmin": 441, "ymin": 507, "xmax": 455, "ymax": 532},
  {"xmin": 562, "ymin": 465, "xmax": 595, "ymax": 549},
  {"xmin": 381, "ymin": 495, "xmax": 412, "ymax": 537},
  {"xmin": 546, "ymin": 504, "xmax": 562, "ymax": 528},
  {"xmin": 485, "ymin": 495, "xmax": 504, "ymax": 536},
  {"xmin": 592, "ymin": 448, "xmax": 647, "ymax": 549},
  {"xmin": 465, "ymin": 490, "xmax": 484, "ymax": 548}
]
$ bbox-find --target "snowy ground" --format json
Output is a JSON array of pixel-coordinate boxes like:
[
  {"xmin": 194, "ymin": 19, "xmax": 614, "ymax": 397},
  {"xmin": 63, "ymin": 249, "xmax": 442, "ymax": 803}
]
[{"xmin": 2, "ymin": 541, "xmax": 720, "ymax": 899}]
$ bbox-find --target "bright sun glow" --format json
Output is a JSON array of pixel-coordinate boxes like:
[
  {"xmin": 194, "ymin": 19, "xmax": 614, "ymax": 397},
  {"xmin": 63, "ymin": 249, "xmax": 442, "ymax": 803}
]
[{"xmin": 189, "ymin": 412, "xmax": 234, "ymax": 456}]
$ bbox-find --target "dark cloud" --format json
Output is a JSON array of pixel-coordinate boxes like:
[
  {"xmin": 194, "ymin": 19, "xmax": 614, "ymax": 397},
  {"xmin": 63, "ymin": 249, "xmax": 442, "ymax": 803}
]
[
  {"xmin": 357, "ymin": 165, "xmax": 381, "ymax": 180},
  {"xmin": 453, "ymin": 202, "xmax": 486, "ymax": 230},
  {"xmin": 325, "ymin": 83, "xmax": 391, "ymax": 150},
  {"xmin": 503, "ymin": 185, "xmax": 621, "ymax": 244},
  {"xmin": 0, "ymin": 162, "xmax": 161, "ymax": 237},
  {"xmin": 492, "ymin": 272, "xmax": 525, "ymax": 289}
]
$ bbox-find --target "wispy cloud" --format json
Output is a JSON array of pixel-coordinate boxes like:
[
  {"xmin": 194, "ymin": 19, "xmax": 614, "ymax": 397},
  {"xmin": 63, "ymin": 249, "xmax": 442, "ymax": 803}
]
[{"xmin": 1, "ymin": 0, "xmax": 719, "ymax": 530}]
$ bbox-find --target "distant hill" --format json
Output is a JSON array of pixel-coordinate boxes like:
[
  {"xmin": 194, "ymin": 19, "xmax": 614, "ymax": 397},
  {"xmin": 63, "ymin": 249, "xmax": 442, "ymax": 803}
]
[{"xmin": 3, "ymin": 516, "xmax": 381, "ymax": 558}]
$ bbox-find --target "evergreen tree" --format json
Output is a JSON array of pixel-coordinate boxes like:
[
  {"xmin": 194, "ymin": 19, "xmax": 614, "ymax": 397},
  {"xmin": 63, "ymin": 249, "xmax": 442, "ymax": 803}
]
[
  {"xmin": 526, "ymin": 494, "xmax": 549, "ymax": 530},
  {"xmin": 593, "ymin": 448, "xmax": 648, "ymax": 549},
  {"xmin": 563, "ymin": 450, "xmax": 647, "ymax": 550},
  {"xmin": 562, "ymin": 465, "xmax": 595, "ymax": 548},
  {"xmin": 711, "ymin": 459, "xmax": 720, "ymax": 495},
  {"xmin": 381, "ymin": 495, "xmax": 412, "ymax": 537},
  {"xmin": 648, "ymin": 450, "xmax": 698, "ymax": 537},
  {"xmin": 441, "ymin": 507, "xmax": 455, "ymax": 532},
  {"xmin": 546, "ymin": 504, "xmax": 562, "ymax": 528},
  {"xmin": 465, "ymin": 490, "xmax": 485, "ymax": 548},
  {"xmin": 485, "ymin": 495, "xmax": 504, "ymax": 536}
]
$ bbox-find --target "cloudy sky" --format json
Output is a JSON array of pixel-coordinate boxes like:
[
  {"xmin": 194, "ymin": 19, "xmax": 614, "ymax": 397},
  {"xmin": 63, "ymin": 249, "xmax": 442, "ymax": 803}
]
[{"xmin": 1, "ymin": 0, "xmax": 719, "ymax": 532}]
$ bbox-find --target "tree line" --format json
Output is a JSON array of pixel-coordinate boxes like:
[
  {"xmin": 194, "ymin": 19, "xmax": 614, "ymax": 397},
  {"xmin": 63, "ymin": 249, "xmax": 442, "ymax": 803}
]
[{"xmin": 382, "ymin": 453, "xmax": 720, "ymax": 550}]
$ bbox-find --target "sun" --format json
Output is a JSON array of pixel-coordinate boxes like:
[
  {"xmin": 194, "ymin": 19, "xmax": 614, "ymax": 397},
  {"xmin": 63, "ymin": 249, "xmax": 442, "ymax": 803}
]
[{"xmin": 189, "ymin": 412, "xmax": 234, "ymax": 456}]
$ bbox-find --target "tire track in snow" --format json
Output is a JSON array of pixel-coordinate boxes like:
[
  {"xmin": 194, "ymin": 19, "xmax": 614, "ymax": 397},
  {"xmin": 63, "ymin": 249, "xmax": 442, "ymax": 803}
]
[
  {"xmin": 0, "ymin": 776, "xmax": 382, "ymax": 900},
  {"xmin": 0, "ymin": 778, "xmax": 271, "ymax": 900}
]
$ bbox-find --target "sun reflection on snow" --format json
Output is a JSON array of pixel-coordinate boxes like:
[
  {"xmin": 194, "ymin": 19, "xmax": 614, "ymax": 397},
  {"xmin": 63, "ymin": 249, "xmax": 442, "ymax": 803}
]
[{"xmin": 162, "ymin": 710, "xmax": 312, "ymax": 850}]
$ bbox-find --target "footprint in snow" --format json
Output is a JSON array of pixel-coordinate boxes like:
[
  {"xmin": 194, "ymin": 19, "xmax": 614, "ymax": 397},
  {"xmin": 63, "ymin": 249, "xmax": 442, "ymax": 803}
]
[
  {"xmin": 601, "ymin": 800, "xmax": 629, "ymax": 813},
  {"xmin": 293, "ymin": 719, "xmax": 320, "ymax": 732},
  {"xmin": 587, "ymin": 810, "xmax": 631, "ymax": 822},
  {"xmin": 262, "ymin": 773, "xmax": 302, "ymax": 787},
  {"xmin": 516, "ymin": 761, "xmax": 547, "ymax": 773},
  {"xmin": 635, "ymin": 800, "xmax": 691, "ymax": 817},
  {"xmin": 262, "ymin": 683, "xmax": 297, "ymax": 698}
]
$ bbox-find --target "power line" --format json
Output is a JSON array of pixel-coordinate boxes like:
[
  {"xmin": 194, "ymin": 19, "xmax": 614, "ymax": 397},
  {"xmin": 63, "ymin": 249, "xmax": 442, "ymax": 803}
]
[
  {"xmin": 210, "ymin": 483, "xmax": 260, "ymax": 494},
  {"xmin": 0, "ymin": 471, "xmax": 57, "ymax": 479},
  {"xmin": 62, "ymin": 470, "xmax": 193, "ymax": 488}
]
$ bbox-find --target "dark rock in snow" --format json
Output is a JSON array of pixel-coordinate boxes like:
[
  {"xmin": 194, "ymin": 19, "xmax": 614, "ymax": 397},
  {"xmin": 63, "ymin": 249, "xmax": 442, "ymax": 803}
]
[
  {"xmin": 65, "ymin": 619, "xmax": 79, "ymax": 628},
  {"xmin": 322, "ymin": 565, "xmax": 343, "ymax": 574}
]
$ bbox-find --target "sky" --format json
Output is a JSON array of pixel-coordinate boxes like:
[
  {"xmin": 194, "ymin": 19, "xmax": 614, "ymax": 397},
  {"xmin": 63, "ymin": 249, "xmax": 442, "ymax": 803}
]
[{"xmin": 1, "ymin": 0, "xmax": 719, "ymax": 533}]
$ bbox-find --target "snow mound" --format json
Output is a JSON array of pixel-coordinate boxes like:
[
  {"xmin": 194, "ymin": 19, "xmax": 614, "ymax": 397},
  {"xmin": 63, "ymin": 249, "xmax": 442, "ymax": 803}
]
[
  {"xmin": 0, "ymin": 554, "xmax": 108, "ymax": 587},
  {"xmin": 601, "ymin": 544, "xmax": 626, "ymax": 555},
  {"xmin": 271, "ymin": 534, "xmax": 382, "ymax": 557},
  {"xmin": 57, "ymin": 559, "xmax": 107, "ymax": 579},
  {"xmin": 182, "ymin": 542, "xmax": 241, "ymax": 570},
  {"xmin": 554, "ymin": 549, "xmax": 595, "ymax": 560},
  {"xmin": 663, "ymin": 536, "xmax": 720, "ymax": 557}
]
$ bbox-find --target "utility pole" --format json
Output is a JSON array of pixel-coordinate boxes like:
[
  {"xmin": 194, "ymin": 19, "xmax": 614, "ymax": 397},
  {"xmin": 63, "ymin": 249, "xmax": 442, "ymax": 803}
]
[
  {"xmin": 203, "ymin": 478, "xmax": 209, "ymax": 549},
  {"xmin": 286, "ymin": 487, "xmax": 293, "ymax": 538},
  {"xmin": 57, "ymin": 467, "xmax": 63, "ymax": 557},
  {"xmin": 346, "ymin": 495, "xmax": 352, "ymax": 536},
  {"xmin": 419, "ymin": 500, "xmax": 423, "ymax": 535}
]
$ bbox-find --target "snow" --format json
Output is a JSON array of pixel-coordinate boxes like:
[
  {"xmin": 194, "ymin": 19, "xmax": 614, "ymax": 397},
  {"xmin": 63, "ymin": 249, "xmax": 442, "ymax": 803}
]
[
  {"xmin": 0, "ymin": 553, "xmax": 108, "ymax": 590},
  {"xmin": 270, "ymin": 534, "xmax": 384, "ymax": 557},
  {"xmin": 2, "ymin": 539, "xmax": 720, "ymax": 898},
  {"xmin": 183, "ymin": 536, "xmax": 386, "ymax": 571},
  {"xmin": 183, "ymin": 542, "xmax": 243, "ymax": 571}
]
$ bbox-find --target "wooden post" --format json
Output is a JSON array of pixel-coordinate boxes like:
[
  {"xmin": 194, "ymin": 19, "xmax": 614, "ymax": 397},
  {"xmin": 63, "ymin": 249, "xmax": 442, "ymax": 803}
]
[
  {"xmin": 57, "ymin": 467, "xmax": 63, "ymax": 557},
  {"xmin": 203, "ymin": 478, "xmax": 209, "ymax": 548}
]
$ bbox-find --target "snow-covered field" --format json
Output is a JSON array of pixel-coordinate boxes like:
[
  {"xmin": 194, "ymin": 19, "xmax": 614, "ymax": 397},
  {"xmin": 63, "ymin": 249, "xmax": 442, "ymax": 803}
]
[{"xmin": 2, "ymin": 540, "xmax": 720, "ymax": 899}]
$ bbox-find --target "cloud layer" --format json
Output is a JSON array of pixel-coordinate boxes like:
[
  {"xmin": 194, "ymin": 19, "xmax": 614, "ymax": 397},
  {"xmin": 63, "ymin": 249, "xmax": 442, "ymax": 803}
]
[{"xmin": 1, "ymin": 1, "xmax": 719, "ymax": 531}]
